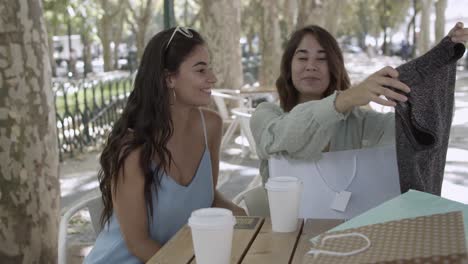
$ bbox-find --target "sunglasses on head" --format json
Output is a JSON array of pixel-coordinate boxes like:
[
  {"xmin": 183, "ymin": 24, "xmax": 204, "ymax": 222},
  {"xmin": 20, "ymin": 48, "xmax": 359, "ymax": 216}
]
[{"xmin": 165, "ymin": 26, "xmax": 194, "ymax": 51}]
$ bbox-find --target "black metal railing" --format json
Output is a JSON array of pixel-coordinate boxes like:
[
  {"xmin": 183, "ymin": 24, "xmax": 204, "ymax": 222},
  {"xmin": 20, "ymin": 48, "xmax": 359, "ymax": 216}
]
[{"xmin": 54, "ymin": 75, "xmax": 133, "ymax": 160}]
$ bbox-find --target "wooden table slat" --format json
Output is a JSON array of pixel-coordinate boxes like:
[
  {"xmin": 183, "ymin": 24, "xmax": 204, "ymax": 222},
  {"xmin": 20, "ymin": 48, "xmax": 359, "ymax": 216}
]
[
  {"xmin": 190, "ymin": 216, "xmax": 264, "ymax": 264},
  {"xmin": 242, "ymin": 218, "xmax": 304, "ymax": 264},
  {"xmin": 146, "ymin": 225, "xmax": 194, "ymax": 264},
  {"xmin": 147, "ymin": 218, "xmax": 345, "ymax": 264},
  {"xmin": 291, "ymin": 219, "xmax": 344, "ymax": 264}
]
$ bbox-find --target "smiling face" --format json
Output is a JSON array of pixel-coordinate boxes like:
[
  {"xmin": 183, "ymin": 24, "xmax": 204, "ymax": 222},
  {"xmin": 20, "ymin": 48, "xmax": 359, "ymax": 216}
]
[
  {"xmin": 291, "ymin": 34, "xmax": 330, "ymax": 103},
  {"xmin": 167, "ymin": 45, "xmax": 217, "ymax": 106}
]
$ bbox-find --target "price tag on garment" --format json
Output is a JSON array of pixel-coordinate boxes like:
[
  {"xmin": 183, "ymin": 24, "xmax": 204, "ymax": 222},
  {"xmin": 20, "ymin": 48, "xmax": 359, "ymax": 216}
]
[{"xmin": 331, "ymin": 191, "xmax": 352, "ymax": 212}]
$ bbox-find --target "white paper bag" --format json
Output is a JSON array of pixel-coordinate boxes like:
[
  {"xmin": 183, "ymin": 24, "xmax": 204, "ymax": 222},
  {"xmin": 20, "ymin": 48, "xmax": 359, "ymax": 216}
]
[{"xmin": 268, "ymin": 146, "xmax": 401, "ymax": 219}]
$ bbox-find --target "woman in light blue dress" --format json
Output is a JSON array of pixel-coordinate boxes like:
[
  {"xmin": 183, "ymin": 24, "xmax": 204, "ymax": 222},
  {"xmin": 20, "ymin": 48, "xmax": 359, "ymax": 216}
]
[{"xmin": 84, "ymin": 27, "xmax": 246, "ymax": 264}]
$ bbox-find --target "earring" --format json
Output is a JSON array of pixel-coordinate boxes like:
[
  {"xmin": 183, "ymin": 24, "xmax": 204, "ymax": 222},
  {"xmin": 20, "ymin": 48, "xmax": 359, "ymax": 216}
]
[{"xmin": 170, "ymin": 88, "xmax": 176, "ymax": 105}]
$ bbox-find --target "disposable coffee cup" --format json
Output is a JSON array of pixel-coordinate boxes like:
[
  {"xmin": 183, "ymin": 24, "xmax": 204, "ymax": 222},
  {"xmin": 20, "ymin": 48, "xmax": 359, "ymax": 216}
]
[
  {"xmin": 265, "ymin": 176, "xmax": 302, "ymax": 232},
  {"xmin": 188, "ymin": 208, "xmax": 235, "ymax": 264}
]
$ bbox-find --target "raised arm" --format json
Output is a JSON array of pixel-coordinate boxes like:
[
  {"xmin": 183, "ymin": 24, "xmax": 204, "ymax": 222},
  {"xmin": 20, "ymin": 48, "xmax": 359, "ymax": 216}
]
[{"xmin": 250, "ymin": 92, "xmax": 349, "ymax": 161}]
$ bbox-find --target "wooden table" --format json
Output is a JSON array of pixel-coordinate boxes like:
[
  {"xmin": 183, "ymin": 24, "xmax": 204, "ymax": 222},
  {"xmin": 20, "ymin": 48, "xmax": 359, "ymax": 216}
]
[{"xmin": 147, "ymin": 217, "xmax": 343, "ymax": 264}]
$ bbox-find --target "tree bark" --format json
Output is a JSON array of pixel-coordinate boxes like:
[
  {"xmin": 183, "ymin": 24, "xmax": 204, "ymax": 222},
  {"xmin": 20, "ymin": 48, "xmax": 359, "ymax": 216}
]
[
  {"xmin": 184, "ymin": 0, "xmax": 189, "ymax": 25},
  {"xmin": 323, "ymin": 0, "xmax": 343, "ymax": 36},
  {"xmin": 296, "ymin": 0, "xmax": 323, "ymax": 29},
  {"xmin": 48, "ymin": 14, "xmax": 59, "ymax": 77},
  {"xmin": 419, "ymin": 0, "xmax": 432, "ymax": 54},
  {"xmin": 113, "ymin": 11, "xmax": 125, "ymax": 70},
  {"xmin": 127, "ymin": 0, "xmax": 155, "ymax": 65},
  {"xmin": 48, "ymin": 34, "xmax": 57, "ymax": 77},
  {"xmin": 382, "ymin": 27, "xmax": 389, "ymax": 55},
  {"xmin": 283, "ymin": 0, "xmax": 297, "ymax": 34},
  {"xmin": 258, "ymin": 0, "xmax": 281, "ymax": 88},
  {"xmin": 380, "ymin": 0, "xmax": 390, "ymax": 55},
  {"xmin": 97, "ymin": 0, "xmax": 121, "ymax": 72},
  {"xmin": 434, "ymin": 0, "xmax": 447, "ymax": 42},
  {"xmin": 0, "ymin": 0, "xmax": 60, "ymax": 263},
  {"xmin": 200, "ymin": 0, "xmax": 243, "ymax": 90},
  {"xmin": 98, "ymin": 8, "xmax": 113, "ymax": 71},
  {"xmin": 81, "ymin": 31, "xmax": 93, "ymax": 77}
]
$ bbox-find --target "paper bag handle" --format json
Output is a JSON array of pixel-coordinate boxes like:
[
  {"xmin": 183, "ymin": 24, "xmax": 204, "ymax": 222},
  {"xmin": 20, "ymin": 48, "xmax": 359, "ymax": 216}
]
[
  {"xmin": 313, "ymin": 155, "xmax": 358, "ymax": 193},
  {"xmin": 308, "ymin": 232, "xmax": 371, "ymax": 257}
]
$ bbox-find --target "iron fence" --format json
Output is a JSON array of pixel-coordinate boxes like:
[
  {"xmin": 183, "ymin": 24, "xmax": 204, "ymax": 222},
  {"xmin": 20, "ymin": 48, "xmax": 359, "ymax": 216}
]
[{"xmin": 54, "ymin": 76, "xmax": 133, "ymax": 160}]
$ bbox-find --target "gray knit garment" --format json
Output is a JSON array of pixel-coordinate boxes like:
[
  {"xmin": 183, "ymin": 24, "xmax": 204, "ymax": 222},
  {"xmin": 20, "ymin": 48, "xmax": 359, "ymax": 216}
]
[{"xmin": 395, "ymin": 37, "xmax": 465, "ymax": 195}]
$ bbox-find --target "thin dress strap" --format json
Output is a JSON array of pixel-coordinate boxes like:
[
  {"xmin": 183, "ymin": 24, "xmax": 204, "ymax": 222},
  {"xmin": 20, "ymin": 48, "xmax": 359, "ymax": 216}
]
[{"xmin": 198, "ymin": 108, "xmax": 209, "ymax": 148}]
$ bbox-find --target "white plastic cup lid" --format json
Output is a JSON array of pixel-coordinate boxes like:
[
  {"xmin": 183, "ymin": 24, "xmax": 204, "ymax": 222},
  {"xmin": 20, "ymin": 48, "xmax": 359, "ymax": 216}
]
[
  {"xmin": 188, "ymin": 208, "xmax": 235, "ymax": 230},
  {"xmin": 265, "ymin": 176, "xmax": 301, "ymax": 192}
]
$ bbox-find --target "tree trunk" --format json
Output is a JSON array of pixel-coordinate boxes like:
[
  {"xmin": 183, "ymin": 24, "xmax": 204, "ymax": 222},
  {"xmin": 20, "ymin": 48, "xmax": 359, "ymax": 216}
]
[
  {"xmin": 434, "ymin": 0, "xmax": 447, "ymax": 42},
  {"xmin": 99, "ymin": 16, "xmax": 113, "ymax": 72},
  {"xmin": 135, "ymin": 22, "xmax": 147, "ymax": 63},
  {"xmin": 283, "ymin": 0, "xmax": 297, "ymax": 34},
  {"xmin": 357, "ymin": 0, "xmax": 371, "ymax": 50},
  {"xmin": 247, "ymin": 30, "xmax": 255, "ymax": 57},
  {"xmin": 324, "ymin": 0, "xmax": 343, "ymax": 36},
  {"xmin": 200, "ymin": 0, "xmax": 243, "ymax": 90},
  {"xmin": 419, "ymin": 0, "xmax": 431, "ymax": 55},
  {"xmin": 113, "ymin": 11, "xmax": 125, "ymax": 70},
  {"xmin": 383, "ymin": 27, "xmax": 388, "ymax": 55},
  {"xmin": 259, "ymin": 0, "xmax": 282, "ymax": 88},
  {"xmin": 406, "ymin": 13, "xmax": 415, "ymax": 41},
  {"xmin": 164, "ymin": 0, "xmax": 176, "ymax": 29},
  {"xmin": 97, "ymin": 0, "xmax": 121, "ymax": 72},
  {"xmin": 358, "ymin": 32, "xmax": 366, "ymax": 50},
  {"xmin": 81, "ymin": 32, "xmax": 93, "ymax": 77},
  {"xmin": 48, "ymin": 34, "xmax": 57, "ymax": 77},
  {"xmin": 48, "ymin": 14, "xmax": 59, "ymax": 77},
  {"xmin": 127, "ymin": 0, "xmax": 154, "ymax": 66},
  {"xmin": 0, "ymin": 0, "xmax": 60, "ymax": 263},
  {"xmin": 296, "ymin": 0, "xmax": 323, "ymax": 29},
  {"xmin": 184, "ymin": 0, "xmax": 189, "ymax": 25},
  {"xmin": 380, "ymin": 0, "xmax": 390, "ymax": 55}
]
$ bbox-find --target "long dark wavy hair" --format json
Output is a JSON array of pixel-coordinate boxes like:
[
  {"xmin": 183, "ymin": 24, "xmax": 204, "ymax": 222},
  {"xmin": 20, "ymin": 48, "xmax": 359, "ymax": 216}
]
[
  {"xmin": 98, "ymin": 27, "xmax": 205, "ymax": 228},
  {"xmin": 276, "ymin": 25, "xmax": 351, "ymax": 112}
]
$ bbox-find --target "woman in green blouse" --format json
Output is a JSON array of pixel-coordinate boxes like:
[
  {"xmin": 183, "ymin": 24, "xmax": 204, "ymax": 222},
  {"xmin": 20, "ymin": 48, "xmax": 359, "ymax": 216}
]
[{"xmin": 250, "ymin": 23, "xmax": 468, "ymax": 184}]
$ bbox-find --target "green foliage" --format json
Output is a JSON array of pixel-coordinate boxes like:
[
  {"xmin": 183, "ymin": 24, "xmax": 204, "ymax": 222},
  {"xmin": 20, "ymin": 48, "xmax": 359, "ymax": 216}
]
[
  {"xmin": 338, "ymin": 0, "xmax": 411, "ymax": 47},
  {"xmin": 43, "ymin": 0, "xmax": 97, "ymax": 36},
  {"xmin": 43, "ymin": 0, "xmax": 68, "ymax": 35},
  {"xmin": 376, "ymin": 0, "xmax": 410, "ymax": 31}
]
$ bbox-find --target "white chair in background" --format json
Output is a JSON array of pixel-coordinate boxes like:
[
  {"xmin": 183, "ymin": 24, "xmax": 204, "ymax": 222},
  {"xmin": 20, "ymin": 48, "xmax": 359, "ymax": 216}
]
[
  {"xmin": 211, "ymin": 89, "xmax": 246, "ymax": 120},
  {"xmin": 231, "ymin": 107, "xmax": 256, "ymax": 157},
  {"xmin": 211, "ymin": 89, "xmax": 247, "ymax": 149},
  {"xmin": 58, "ymin": 191, "xmax": 103, "ymax": 264},
  {"xmin": 211, "ymin": 89, "xmax": 248, "ymax": 148}
]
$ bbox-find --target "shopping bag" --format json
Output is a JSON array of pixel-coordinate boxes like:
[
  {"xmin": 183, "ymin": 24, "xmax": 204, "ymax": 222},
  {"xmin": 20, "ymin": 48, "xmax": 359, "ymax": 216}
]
[
  {"xmin": 268, "ymin": 146, "xmax": 401, "ymax": 219},
  {"xmin": 304, "ymin": 211, "xmax": 467, "ymax": 263}
]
